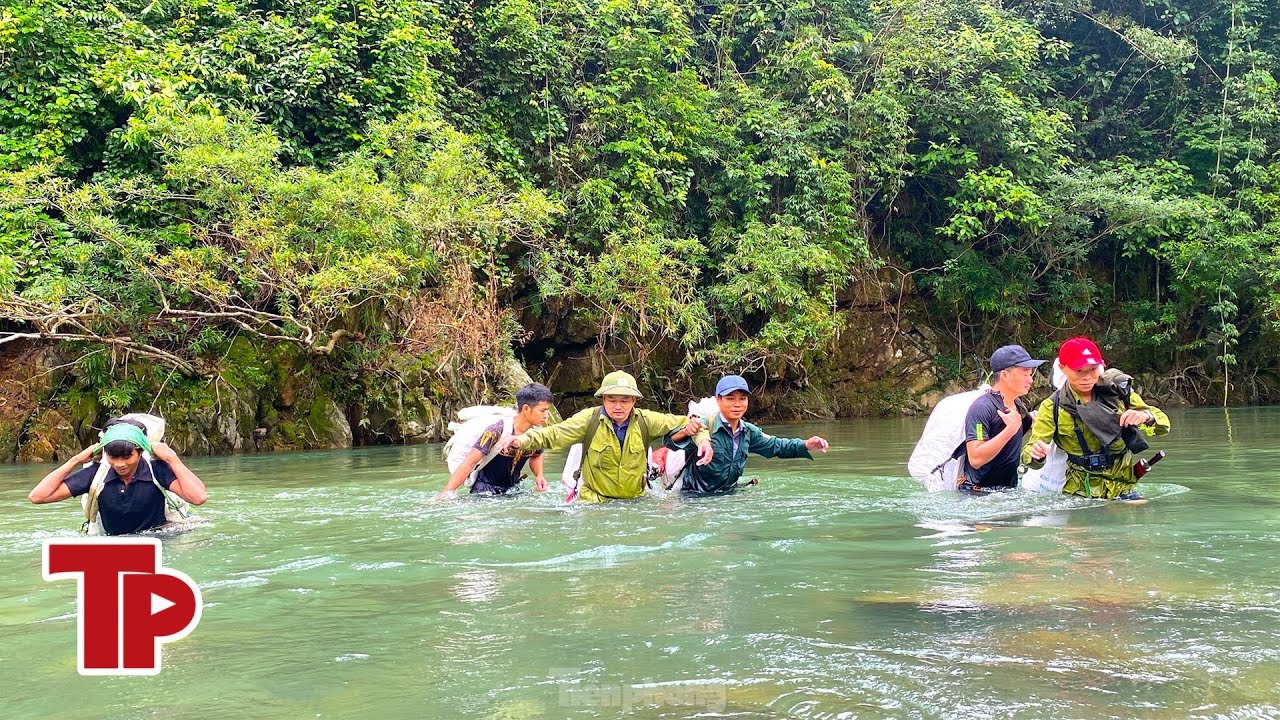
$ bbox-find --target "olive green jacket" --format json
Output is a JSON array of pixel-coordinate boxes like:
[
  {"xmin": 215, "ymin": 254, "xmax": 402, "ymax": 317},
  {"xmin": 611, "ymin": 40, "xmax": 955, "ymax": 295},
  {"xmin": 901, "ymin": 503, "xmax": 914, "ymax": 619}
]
[
  {"xmin": 520, "ymin": 407, "xmax": 709, "ymax": 502},
  {"xmin": 1022, "ymin": 388, "xmax": 1170, "ymax": 498}
]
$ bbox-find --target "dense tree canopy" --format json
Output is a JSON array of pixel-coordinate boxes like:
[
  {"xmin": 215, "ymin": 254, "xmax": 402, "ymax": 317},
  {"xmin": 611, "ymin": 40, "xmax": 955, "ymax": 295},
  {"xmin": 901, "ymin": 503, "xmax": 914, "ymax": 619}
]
[{"xmin": 2, "ymin": 0, "xmax": 1278, "ymax": 412}]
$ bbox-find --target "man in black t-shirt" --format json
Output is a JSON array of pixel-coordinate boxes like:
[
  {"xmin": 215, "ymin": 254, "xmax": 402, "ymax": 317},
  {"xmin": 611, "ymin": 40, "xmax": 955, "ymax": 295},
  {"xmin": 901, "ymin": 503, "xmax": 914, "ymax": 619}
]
[
  {"xmin": 468, "ymin": 418, "xmax": 545, "ymax": 495},
  {"xmin": 432, "ymin": 383, "xmax": 554, "ymax": 501},
  {"xmin": 28, "ymin": 418, "xmax": 209, "ymax": 534},
  {"xmin": 960, "ymin": 345, "xmax": 1045, "ymax": 492},
  {"xmin": 63, "ymin": 453, "xmax": 181, "ymax": 535}
]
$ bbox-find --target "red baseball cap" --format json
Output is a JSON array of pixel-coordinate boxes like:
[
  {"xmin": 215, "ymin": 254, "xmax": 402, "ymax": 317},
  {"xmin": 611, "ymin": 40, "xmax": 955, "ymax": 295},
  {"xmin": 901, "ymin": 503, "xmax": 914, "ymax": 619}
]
[{"xmin": 1058, "ymin": 337, "xmax": 1104, "ymax": 371}]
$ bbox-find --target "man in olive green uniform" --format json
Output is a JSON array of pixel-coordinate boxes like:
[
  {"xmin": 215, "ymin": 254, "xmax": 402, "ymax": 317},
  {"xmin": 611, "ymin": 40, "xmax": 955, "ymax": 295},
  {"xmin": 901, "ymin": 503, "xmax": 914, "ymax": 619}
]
[
  {"xmin": 509, "ymin": 371, "xmax": 713, "ymax": 503},
  {"xmin": 1023, "ymin": 337, "xmax": 1170, "ymax": 500}
]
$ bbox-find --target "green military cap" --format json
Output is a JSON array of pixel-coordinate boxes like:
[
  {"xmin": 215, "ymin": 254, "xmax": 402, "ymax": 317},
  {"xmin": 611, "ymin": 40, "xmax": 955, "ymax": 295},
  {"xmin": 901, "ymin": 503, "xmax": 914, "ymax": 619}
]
[{"xmin": 594, "ymin": 370, "xmax": 643, "ymax": 398}]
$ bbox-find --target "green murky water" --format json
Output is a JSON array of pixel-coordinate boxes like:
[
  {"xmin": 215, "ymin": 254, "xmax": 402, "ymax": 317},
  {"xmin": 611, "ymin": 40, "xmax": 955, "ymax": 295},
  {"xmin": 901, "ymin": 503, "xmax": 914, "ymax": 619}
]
[{"xmin": 2, "ymin": 408, "xmax": 1278, "ymax": 719}]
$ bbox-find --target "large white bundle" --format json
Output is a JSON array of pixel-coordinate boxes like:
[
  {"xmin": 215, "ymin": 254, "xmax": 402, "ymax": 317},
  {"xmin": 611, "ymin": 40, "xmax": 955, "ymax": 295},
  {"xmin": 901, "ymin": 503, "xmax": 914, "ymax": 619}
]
[
  {"xmin": 1020, "ymin": 359, "xmax": 1068, "ymax": 493},
  {"xmin": 1051, "ymin": 358, "xmax": 1067, "ymax": 392},
  {"xmin": 659, "ymin": 447, "xmax": 686, "ymax": 490},
  {"xmin": 119, "ymin": 412, "xmax": 166, "ymax": 442},
  {"xmin": 560, "ymin": 443, "xmax": 584, "ymax": 493},
  {"xmin": 907, "ymin": 385, "xmax": 989, "ymax": 492},
  {"xmin": 655, "ymin": 396, "xmax": 715, "ymax": 492},
  {"xmin": 456, "ymin": 405, "xmax": 514, "ymax": 423},
  {"xmin": 687, "ymin": 397, "xmax": 718, "ymax": 422},
  {"xmin": 444, "ymin": 406, "xmax": 517, "ymax": 487},
  {"xmin": 1020, "ymin": 445, "xmax": 1067, "ymax": 493}
]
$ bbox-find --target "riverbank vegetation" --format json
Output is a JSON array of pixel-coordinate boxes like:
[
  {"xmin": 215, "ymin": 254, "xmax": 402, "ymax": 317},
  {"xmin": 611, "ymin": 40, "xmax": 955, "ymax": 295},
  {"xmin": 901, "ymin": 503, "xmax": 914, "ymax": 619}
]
[{"xmin": 2, "ymin": 0, "xmax": 1278, "ymax": 455}]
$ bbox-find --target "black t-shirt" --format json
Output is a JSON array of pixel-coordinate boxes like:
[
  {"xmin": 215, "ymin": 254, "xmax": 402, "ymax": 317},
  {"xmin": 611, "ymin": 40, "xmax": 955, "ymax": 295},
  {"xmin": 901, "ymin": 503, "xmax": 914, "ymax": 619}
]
[
  {"xmin": 469, "ymin": 420, "xmax": 542, "ymax": 494},
  {"xmin": 65, "ymin": 459, "xmax": 178, "ymax": 535},
  {"xmin": 962, "ymin": 391, "xmax": 1029, "ymax": 488}
]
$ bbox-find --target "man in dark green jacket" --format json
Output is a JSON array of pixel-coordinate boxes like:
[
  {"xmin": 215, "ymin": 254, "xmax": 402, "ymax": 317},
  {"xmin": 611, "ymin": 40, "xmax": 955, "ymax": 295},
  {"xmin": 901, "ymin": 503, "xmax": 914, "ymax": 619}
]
[{"xmin": 669, "ymin": 375, "xmax": 829, "ymax": 496}]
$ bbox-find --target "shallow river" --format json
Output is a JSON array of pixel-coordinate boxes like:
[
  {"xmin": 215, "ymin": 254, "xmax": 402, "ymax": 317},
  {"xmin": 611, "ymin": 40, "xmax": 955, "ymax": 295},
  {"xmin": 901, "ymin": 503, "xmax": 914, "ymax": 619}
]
[{"xmin": 2, "ymin": 408, "xmax": 1278, "ymax": 719}]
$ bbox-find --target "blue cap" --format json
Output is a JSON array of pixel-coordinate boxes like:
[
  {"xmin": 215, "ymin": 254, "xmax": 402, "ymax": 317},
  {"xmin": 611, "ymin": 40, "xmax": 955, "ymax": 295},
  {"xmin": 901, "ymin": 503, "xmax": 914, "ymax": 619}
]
[
  {"xmin": 990, "ymin": 345, "xmax": 1046, "ymax": 372},
  {"xmin": 715, "ymin": 375, "xmax": 751, "ymax": 396}
]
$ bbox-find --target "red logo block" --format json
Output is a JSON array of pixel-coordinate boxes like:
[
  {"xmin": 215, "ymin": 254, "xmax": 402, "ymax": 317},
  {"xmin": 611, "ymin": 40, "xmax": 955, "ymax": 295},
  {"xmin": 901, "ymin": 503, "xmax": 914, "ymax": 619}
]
[{"xmin": 43, "ymin": 537, "xmax": 203, "ymax": 675}]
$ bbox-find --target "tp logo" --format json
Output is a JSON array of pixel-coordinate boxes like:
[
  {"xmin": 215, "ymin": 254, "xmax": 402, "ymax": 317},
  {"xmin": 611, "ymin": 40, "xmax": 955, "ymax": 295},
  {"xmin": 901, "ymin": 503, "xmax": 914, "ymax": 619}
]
[{"xmin": 42, "ymin": 537, "xmax": 202, "ymax": 676}]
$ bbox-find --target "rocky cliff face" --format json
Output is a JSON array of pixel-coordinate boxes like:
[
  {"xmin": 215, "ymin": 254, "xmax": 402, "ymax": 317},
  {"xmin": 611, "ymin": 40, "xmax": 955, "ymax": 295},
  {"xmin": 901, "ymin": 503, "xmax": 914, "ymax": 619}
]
[
  {"xmin": 4, "ymin": 272, "xmax": 1236, "ymax": 464},
  {"xmin": 0, "ymin": 340, "xmax": 348, "ymax": 462},
  {"xmin": 0, "ymin": 345, "xmax": 78, "ymax": 463},
  {"xmin": 0, "ymin": 337, "xmax": 533, "ymax": 463},
  {"xmin": 516, "ymin": 272, "xmax": 960, "ymax": 420}
]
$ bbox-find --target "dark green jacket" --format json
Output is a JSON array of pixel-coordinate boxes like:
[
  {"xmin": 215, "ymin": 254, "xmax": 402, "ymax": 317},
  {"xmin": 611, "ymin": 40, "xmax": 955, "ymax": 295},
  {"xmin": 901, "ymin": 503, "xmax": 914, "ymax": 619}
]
[{"xmin": 668, "ymin": 415, "xmax": 811, "ymax": 496}]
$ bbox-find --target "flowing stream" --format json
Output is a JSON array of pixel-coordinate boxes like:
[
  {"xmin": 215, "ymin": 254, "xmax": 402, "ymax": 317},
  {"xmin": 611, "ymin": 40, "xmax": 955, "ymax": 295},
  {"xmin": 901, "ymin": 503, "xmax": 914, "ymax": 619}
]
[{"xmin": 2, "ymin": 408, "xmax": 1277, "ymax": 719}]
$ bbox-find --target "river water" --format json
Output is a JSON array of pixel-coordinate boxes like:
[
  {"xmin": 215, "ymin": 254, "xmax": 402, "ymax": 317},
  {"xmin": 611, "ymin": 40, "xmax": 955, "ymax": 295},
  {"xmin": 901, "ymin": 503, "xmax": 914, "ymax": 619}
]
[{"xmin": 1, "ymin": 408, "xmax": 1278, "ymax": 719}]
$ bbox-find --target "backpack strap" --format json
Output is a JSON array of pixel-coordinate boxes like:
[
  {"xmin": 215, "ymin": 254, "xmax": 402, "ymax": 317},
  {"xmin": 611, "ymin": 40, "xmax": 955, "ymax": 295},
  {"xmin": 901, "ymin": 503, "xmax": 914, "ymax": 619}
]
[
  {"xmin": 583, "ymin": 407, "xmax": 604, "ymax": 450},
  {"xmin": 1052, "ymin": 390, "xmax": 1093, "ymax": 453},
  {"xmin": 1052, "ymin": 390, "xmax": 1061, "ymax": 446},
  {"xmin": 146, "ymin": 457, "xmax": 189, "ymax": 517},
  {"xmin": 1071, "ymin": 413, "xmax": 1096, "ymax": 456},
  {"xmin": 573, "ymin": 409, "xmax": 606, "ymax": 481},
  {"xmin": 82, "ymin": 461, "xmax": 110, "ymax": 534},
  {"xmin": 468, "ymin": 415, "xmax": 515, "ymax": 484}
]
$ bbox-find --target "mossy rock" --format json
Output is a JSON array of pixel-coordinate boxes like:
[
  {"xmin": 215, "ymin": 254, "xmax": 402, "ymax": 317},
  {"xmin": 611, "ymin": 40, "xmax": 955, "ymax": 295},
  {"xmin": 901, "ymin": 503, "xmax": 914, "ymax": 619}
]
[
  {"xmin": 258, "ymin": 395, "xmax": 352, "ymax": 451},
  {"xmin": 0, "ymin": 344, "xmax": 63, "ymax": 462},
  {"xmin": 359, "ymin": 364, "xmax": 447, "ymax": 444},
  {"xmin": 148, "ymin": 373, "xmax": 257, "ymax": 455},
  {"xmin": 161, "ymin": 398, "xmax": 253, "ymax": 455},
  {"xmin": 61, "ymin": 388, "xmax": 103, "ymax": 446},
  {"xmin": 499, "ymin": 354, "xmax": 537, "ymax": 400},
  {"xmin": 16, "ymin": 409, "xmax": 80, "ymax": 464},
  {"xmin": 547, "ymin": 353, "xmax": 601, "ymax": 398},
  {"xmin": 305, "ymin": 397, "xmax": 353, "ymax": 449},
  {"xmin": 0, "ymin": 417, "xmax": 25, "ymax": 464}
]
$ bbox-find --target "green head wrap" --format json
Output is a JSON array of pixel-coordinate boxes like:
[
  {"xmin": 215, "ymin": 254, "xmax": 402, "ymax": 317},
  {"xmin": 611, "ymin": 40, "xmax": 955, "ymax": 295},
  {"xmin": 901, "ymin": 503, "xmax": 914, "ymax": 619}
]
[{"xmin": 96, "ymin": 423, "xmax": 152, "ymax": 455}]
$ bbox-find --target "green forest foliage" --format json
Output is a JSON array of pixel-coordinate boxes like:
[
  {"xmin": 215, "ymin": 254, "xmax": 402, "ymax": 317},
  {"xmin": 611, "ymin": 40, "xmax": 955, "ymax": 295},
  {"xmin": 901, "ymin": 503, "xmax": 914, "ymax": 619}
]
[{"xmin": 2, "ymin": 0, "xmax": 1278, "ymax": 404}]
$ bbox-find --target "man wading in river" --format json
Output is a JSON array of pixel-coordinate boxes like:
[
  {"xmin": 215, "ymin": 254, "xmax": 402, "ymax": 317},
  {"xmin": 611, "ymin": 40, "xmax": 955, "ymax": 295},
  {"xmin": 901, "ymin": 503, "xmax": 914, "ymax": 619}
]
[
  {"xmin": 508, "ymin": 371, "xmax": 713, "ymax": 503},
  {"xmin": 432, "ymin": 383, "xmax": 554, "ymax": 501},
  {"xmin": 957, "ymin": 345, "xmax": 1044, "ymax": 493},
  {"xmin": 1022, "ymin": 337, "xmax": 1170, "ymax": 501},
  {"xmin": 28, "ymin": 417, "xmax": 208, "ymax": 534},
  {"xmin": 669, "ymin": 374, "xmax": 828, "ymax": 497}
]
